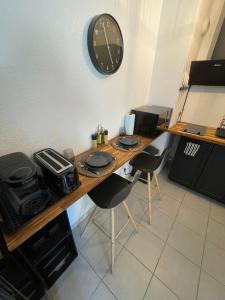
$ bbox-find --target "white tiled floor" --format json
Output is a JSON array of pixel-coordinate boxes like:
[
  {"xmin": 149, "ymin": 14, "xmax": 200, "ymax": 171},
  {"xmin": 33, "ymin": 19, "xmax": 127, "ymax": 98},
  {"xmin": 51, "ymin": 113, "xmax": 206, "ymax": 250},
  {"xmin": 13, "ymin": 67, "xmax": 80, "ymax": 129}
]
[{"xmin": 50, "ymin": 169, "xmax": 225, "ymax": 300}]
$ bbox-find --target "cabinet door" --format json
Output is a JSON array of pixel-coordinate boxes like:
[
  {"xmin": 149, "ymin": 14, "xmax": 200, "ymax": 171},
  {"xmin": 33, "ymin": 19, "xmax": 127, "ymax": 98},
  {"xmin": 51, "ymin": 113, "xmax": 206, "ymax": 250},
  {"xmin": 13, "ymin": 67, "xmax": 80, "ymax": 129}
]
[
  {"xmin": 196, "ymin": 145, "xmax": 225, "ymax": 203},
  {"xmin": 169, "ymin": 137, "xmax": 213, "ymax": 188}
]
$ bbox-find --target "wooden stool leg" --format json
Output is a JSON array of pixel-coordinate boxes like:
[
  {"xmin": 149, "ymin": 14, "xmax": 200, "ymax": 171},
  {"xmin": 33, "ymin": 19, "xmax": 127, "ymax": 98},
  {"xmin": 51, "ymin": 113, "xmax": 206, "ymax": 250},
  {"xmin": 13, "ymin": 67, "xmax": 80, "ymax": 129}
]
[
  {"xmin": 111, "ymin": 208, "xmax": 115, "ymax": 273},
  {"xmin": 123, "ymin": 201, "xmax": 137, "ymax": 231},
  {"xmin": 80, "ymin": 206, "xmax": 97, "ymax": 237},
  {"xmin": 147, "ymin": 172, "xmax": 152, "ymax": 224},
  {"xmin": 154, "ymin": 172, "xmax": 162, "ymax": 200}
]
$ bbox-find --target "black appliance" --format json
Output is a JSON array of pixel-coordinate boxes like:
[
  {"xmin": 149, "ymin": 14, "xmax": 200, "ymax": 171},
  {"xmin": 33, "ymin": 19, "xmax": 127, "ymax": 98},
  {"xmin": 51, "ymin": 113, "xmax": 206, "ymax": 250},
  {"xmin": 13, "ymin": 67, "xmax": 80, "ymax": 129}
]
[
  {"xmin": 0, "ymin": 152, "xmax": 54, "ymax": 233},
  {"xmin": 189, "ymin": 60, "xmax": 225, "ymax": 86},
  {"xmin": 34, "ymin": 148, "xmax": 80, "ymax": 196},
  {"xmin": 131, "ymin": 105, "xmax": 172, "ymax": 137}
]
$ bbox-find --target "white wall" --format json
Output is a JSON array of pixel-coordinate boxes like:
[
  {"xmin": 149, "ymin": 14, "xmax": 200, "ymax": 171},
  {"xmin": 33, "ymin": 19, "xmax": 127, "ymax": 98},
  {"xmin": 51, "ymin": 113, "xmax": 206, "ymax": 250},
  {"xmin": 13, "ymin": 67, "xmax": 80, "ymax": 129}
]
[
  {"xmin": 0, "ymin": 0, "xmax": 162, "ymax": 228},
  {"xmin": 171, "ymin": 0, "xmax": 225, "ymax": 125},
  {"xmin": 148, "ymin": 0, "xmax": 200, "ymax": 108},
  {"xmin": 146, "ymin": 0, "xmax": 201, "ymax": 157},
  {"xmin": 182, "ymin": 86, "xmax": 225, "ymax": 127}
]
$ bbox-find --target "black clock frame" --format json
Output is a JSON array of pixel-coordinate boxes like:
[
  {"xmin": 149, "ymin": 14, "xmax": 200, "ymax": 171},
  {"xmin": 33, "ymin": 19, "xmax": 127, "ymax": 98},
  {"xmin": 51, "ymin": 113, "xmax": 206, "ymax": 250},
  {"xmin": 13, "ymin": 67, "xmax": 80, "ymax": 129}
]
[{"xmin": 87, "ymin": 14, "xmax": 124, "ymax": 75}]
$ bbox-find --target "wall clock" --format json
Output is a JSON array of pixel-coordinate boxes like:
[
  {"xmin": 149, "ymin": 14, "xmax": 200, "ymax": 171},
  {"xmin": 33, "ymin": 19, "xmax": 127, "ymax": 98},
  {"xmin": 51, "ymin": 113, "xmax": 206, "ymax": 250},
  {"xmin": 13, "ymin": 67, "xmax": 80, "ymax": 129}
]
[{"xmin": 87, "ymin": 14, "xmax": 124, "ymax": 75}]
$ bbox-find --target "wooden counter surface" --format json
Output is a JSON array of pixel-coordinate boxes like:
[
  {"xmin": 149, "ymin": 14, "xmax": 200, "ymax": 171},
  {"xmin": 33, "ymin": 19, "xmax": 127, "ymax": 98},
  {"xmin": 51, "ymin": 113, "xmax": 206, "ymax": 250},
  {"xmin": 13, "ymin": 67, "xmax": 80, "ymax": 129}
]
[
  {"xmin": 168, "ymin": 122, "xmax": 225, "ymax": 146},
  {"xmin": 4, "ymin": 134, "xmax": 157, "ymax": 252}
]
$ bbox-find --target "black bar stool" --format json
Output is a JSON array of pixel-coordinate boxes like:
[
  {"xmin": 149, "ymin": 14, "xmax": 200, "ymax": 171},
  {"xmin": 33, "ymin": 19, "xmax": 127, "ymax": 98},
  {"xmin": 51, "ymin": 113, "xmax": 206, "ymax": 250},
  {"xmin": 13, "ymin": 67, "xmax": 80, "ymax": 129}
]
[
  {"xmin": 129, "ymin": 148, "xmax": 170, "ymax": 224},
  {"xmin": 82, "ymin": 171, "xmax": 141, "ymax": 272}
]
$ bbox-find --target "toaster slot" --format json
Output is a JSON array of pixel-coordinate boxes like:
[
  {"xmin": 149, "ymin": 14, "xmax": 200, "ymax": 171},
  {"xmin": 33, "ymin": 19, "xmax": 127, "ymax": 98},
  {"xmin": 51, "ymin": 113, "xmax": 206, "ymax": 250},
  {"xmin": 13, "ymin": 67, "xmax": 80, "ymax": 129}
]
[
  {"xmin": 46, "ymin": 149, "xmax": 70, "ymax": 166},
  {"xmin": 38, "ymin": 152, "xmax": 62, "ymax": 171}
]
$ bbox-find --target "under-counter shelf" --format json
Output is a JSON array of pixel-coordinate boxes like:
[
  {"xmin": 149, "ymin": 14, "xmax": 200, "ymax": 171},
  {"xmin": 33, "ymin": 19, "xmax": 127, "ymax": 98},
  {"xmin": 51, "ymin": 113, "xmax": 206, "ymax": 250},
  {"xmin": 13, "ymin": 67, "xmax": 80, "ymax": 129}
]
[{"xmin": 19, "ymin": 211, "xmax": 78, "ymax": 288}]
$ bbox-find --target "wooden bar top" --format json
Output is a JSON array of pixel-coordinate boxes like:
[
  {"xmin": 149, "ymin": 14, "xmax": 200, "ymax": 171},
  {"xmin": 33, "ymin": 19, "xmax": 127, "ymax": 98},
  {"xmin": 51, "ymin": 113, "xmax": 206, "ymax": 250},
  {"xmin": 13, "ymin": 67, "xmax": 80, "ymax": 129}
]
[
  {"xmin": 168, "ymin": 122, "xmax": 225, "ymax": 146},
  {"xmin": 4, "ymin": 134, "xmax": 157, "ymax": 252}
]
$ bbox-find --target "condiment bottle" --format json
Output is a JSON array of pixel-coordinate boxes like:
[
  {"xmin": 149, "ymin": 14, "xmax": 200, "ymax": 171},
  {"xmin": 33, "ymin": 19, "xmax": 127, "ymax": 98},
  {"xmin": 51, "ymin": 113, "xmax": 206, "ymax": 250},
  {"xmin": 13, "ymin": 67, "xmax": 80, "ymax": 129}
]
[
  {"xmin": 91, "ymin": 133, "xmax": 98, "ymax": 149},
  {"xmin": 97, "ymin": 124, "xmax": 103, "ymax": 145},
  {"xmin": 104, "ymin": 129, "xmax": 108, "ymax": 145}
]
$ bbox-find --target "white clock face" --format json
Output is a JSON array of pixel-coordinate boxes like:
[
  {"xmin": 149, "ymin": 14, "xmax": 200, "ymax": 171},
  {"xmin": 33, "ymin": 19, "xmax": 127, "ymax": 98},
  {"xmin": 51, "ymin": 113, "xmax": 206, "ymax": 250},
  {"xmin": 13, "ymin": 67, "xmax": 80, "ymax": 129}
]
[{"xmin": 88, "ymin": 14, "xmax": 123, "ymax": 74}]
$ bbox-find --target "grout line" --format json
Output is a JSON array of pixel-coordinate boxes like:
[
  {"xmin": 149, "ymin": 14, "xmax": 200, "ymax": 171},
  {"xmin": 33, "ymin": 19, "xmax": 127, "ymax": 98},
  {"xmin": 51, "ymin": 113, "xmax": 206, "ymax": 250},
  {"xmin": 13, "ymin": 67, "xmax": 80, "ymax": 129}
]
[
  {"xmin": 142, "ymin": 189, "xmax": 185, "ymax": 300},
  {"xmin": 210, "ymin": 215, "xmax": 225, "ymax": 227},
  {"xmin": 201, "ymin": 269, "xmax": 225, "ymax": 288},
  {"xmin": 195, "ymin": 199, "xmax": 211, "ymax": 300},
  {"xmin": 166, "ymin": 242, "xmax": 202, "ymax": 268},
  {"xmin": 88, "ymin": 278, "xmax": 119, "ymax": 300},
  {"xmin": 153, "ymin": 275, "xmax": 182, "ymax": 300},
  {"xmin": 175, "ymin": 218, "xmax": 207, "ymax": 238},
  {"xmin": 88, "ymin": 279, "xmax": 102, "ymax": 300}
]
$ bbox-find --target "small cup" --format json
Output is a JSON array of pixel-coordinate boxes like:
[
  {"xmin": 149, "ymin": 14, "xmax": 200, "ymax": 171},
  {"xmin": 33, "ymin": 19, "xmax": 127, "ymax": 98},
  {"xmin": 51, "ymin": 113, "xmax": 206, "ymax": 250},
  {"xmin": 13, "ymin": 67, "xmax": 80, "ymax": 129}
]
[
  {"xmin": 63, "ymin": 148, "xmax": 74, "ymax": 161},
  {"xmin": 92, "ymin": 139, "xmax": 97, "ymax": 149}
]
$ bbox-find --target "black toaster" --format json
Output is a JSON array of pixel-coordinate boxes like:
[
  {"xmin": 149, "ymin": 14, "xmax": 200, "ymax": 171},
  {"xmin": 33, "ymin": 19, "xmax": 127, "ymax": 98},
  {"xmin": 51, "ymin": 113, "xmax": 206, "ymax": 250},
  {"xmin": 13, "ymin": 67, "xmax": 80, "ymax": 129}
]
[{"xmin": 34, "ymin": 148, "xmax": 80, "ymax": 196}]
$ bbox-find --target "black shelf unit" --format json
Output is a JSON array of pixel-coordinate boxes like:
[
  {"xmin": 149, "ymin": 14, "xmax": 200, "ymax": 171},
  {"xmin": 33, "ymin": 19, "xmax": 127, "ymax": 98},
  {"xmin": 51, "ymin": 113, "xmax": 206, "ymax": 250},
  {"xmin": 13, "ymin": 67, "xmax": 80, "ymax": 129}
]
[
  {"xmin": 0, "ymin": 251, "xmax": 45, "ymax": 300},
  {"xmin": 19, "ymin": 211, "xmax": 78, "ymax": 288}
]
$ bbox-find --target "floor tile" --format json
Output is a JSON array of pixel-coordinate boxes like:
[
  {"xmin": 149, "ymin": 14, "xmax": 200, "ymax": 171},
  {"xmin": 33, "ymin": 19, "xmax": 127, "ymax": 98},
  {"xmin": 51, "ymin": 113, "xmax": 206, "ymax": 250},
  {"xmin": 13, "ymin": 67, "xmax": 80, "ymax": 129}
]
[
  {"xmin": 141, "ymin": 207, "xmax": 173, "ymax": 241},
  {"xmin": 72, "ymin": 207, "xmax": 108, "ymax": 250},
  {"xmin": 97, "ymin": 203, "xmax": 137, "ymax": 247},
  {"xmin": 125, "ymin": 223, "xmax": 164, "ymax": 272},
  {"xmin": 90, "ymin": 282, "xmax": 117, "ymax": 300},
  {"xmin": 207, "ymin": 218, "xmax": 225, "ymax": 251},
  {"xmin": 183, "ymin": 191, "xmax": 210, "ymax": 215},
  {"xmin": 197, "ymin": 271, "xmax": 225, "ymax": 300},
  {"xmin": 103, "ymin": 248, "xmax": 151, "ymax": 300},
  {"xmin": 168, "ymin": 221, "xmax": 204, "ymax": 265},
  {"xmin": 152, "ymin": 192, "xmax": 180, "ymax": 219},
  {"xmin": 132, "ymin": 180, "xmax": 150, "ymax": 201},
  {"xmin": 126, "ymin": 192, "xmax": 148, "ymax": 224},
  {"xmin": 161, "ymin": 180, "xmax": 186, "ymax": 202},
  {"xmin": 176, "ymin": 204, "xmax": 208, "ymax": 236},
  {"xmin": 51, "ymin": 254, "xmax": 100, "ymax": 300},
  {"xmin": 155, "ymin": 245, "xmax": 200, "ymax": 300},
  {"xmin": 80, "ymin": 226, "xmax": 122, "ymax": 279},
  {"xmin": 210, "ymin": 201, "xmax": 225, "ymax": 226},
  {"xmin": 144, "ymin": 276, "xmax": 179, "ymax": 300},
  {"xmin": 202, "ymin": 241, "xmax": 225, "ymax": 285}
]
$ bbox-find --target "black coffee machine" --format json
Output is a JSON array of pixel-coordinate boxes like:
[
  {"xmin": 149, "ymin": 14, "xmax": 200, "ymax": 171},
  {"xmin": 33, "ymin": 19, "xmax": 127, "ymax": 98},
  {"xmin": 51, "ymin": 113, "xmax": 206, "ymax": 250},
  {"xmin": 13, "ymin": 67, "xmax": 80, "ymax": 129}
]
[{"xmin": 0, "ymin": 152, "xmax": 56, "ymax": 233}]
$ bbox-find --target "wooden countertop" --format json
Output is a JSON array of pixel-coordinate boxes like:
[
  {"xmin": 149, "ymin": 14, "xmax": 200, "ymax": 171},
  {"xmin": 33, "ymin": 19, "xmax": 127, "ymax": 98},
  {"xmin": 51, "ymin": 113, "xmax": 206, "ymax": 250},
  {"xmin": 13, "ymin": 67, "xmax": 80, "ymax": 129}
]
[
  {"xmin": 168, "ymin": 122, "xmax": 225, "ymax": 146},
  {"xmin": 4, "ymin": 134, "xmax": 157, "ymax": 252}
]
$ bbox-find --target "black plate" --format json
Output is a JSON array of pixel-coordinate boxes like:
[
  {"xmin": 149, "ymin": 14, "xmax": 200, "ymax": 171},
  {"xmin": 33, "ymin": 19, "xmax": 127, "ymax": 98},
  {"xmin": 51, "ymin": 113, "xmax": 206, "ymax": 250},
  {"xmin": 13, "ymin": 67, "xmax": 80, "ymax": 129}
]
[
  {"xmin": 84, "ymin": 152, "xmax": 114, "ymax": 168},
  {"xmin": 119, "ymin": 137, "xmax": 138, "ymax": 147}
]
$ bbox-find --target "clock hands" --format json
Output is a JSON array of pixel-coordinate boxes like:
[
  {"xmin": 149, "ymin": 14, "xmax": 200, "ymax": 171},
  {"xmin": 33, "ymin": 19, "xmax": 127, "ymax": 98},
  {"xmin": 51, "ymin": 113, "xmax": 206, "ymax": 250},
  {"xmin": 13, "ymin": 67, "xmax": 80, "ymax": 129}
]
[{"xmin": 102, "ymin": 22, "xmax": 114, "ymax": 68}]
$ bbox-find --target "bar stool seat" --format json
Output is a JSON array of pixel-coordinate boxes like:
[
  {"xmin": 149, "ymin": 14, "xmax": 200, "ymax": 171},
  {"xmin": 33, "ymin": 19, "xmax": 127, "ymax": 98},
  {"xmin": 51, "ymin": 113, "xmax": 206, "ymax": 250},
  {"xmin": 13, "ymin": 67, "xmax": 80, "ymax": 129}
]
[
  {"xmin": 83, "ymin": 172, "xmax": 140, "ymax": 272},
  {"xmin": 88, "ymin": 173, "xmax": 132, "ymax": 209},
  {"xmin": 130, "ymin": 148, "xmax": 170, "ymax": 224}
]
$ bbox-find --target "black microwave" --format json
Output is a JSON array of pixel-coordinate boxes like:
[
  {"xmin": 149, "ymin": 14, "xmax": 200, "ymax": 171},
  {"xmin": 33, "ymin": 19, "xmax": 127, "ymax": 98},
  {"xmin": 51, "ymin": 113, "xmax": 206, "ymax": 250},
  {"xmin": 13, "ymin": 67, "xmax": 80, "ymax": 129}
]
[{"xmin": 131, "ymin": 105, "xmax": 172, "ymax": 137}]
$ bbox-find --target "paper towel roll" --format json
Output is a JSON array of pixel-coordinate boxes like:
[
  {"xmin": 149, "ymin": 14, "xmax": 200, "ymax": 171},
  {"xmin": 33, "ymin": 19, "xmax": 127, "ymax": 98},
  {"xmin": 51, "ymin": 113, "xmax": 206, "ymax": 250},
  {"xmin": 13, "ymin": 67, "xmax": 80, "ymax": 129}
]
[{"xmin": 124, "ymin": 114, "xmax": 135, "ymax": 135}]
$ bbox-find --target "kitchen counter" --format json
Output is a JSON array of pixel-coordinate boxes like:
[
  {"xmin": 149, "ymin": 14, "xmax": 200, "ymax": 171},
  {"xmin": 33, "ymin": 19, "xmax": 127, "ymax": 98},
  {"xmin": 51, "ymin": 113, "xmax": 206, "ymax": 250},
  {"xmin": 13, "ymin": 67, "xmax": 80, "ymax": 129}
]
[
  {"xmin": 168, "ymin": 122, "xmax": 225, "ymax": 146},
  {"xmin": 4, "ymin": 133, "xmax": 160, "ymax": 252}
]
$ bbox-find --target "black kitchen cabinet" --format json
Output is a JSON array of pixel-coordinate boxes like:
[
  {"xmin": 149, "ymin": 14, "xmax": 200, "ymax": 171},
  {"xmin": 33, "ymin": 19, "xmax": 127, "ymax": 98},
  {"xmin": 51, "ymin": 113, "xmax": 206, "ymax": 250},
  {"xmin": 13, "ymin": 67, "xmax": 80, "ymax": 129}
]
[
  {"xmin": 169, "ymin": 137, "xmax": 225, "ymax": 204},
  {"xmin": 169, "ymin": 137, "xmax": 213, "ymax": 188},
  {"xmin": 196, "ymin": 145, "xmax": 225, "ymax": 202}
]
